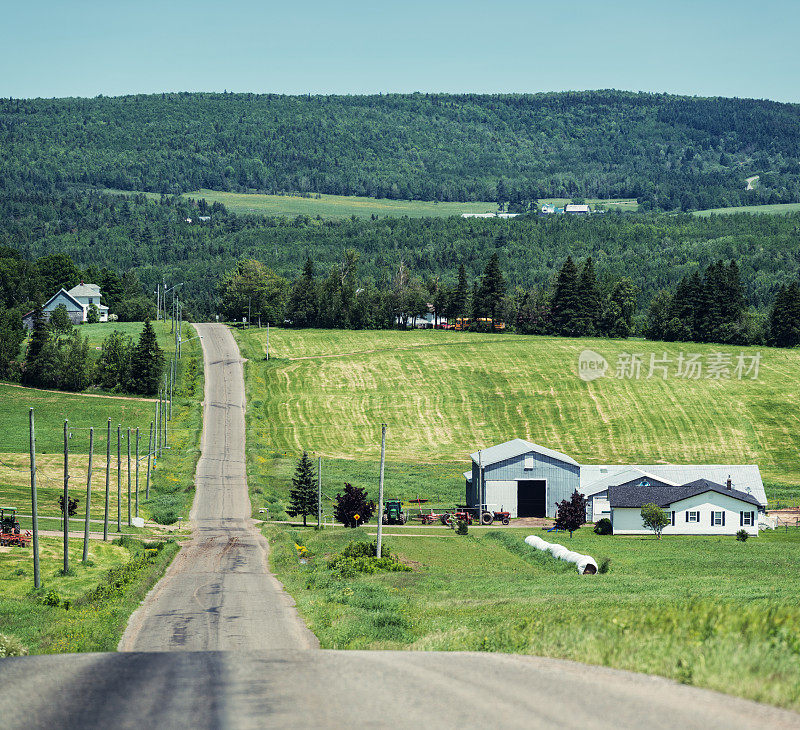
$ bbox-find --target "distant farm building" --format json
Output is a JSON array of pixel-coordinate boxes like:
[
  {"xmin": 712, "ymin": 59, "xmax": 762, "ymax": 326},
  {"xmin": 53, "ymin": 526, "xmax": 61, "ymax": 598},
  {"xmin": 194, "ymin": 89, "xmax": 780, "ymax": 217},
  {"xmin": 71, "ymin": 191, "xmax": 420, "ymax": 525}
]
[
  {"xmin": 22, "ymin": 283, "xmax": 110, "ymax": 329},
  {"xmin": 565, "ymin": 203, "xmax": 590, "ymax": 214},
  {"xmin": 461, "ymin": 212, "xmax": 519, "ymax": 219},
  {"xmin": 465, "ymin": 439, "xmax": 766, "ymax": 531}
]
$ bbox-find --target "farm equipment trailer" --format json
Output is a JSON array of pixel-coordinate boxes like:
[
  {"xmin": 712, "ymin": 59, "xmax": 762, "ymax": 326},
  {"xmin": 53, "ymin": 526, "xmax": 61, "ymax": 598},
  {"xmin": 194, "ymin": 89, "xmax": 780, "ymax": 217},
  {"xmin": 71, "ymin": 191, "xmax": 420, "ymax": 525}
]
[{"xmin": 0, "ymin": 507, "xmax": 31, "ymax": 548}]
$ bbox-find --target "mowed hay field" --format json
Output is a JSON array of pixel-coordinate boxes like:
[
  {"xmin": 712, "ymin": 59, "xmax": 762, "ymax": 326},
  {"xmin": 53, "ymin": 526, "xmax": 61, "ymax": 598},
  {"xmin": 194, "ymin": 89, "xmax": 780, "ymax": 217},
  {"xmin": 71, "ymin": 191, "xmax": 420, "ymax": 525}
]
[
  {"xmin": 235, "ymin": 328, "xmax": 800, "ymax": 506},
  {"xmin": 694, "ymin": 202, "xmax": 800, "ymax": 217}
]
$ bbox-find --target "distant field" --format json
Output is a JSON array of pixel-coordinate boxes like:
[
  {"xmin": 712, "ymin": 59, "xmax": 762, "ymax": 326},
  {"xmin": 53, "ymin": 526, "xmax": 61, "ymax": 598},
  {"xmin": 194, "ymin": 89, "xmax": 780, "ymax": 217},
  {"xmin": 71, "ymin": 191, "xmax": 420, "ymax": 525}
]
[
  {"xmin": 694, "ymin": 202, "xmax": 800, "ymax": 217},
  {"xmin": 235, "ymin": 328, "xmax": 800, "ymax": 512},
  {"xmin": 539, "ymin": 197, "xmax": 639, "ymax": 212},
  {"xmin": 180, "ymin": 190, "xmax": 499, "ymax": 219}
]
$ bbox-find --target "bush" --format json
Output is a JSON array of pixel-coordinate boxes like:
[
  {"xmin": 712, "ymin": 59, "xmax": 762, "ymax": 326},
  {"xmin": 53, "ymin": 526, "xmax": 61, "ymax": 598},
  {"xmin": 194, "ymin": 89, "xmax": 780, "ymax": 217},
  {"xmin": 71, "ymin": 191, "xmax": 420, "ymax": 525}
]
[
  {"xmin": 598, "ymin": 557, "xmax": 611, "ymax": 574},
  {"xmin": 327, "ymin": 555, "xmax": 411, "ymax": 578},
  {"xmin": 39, "ymin": 590, "xmax": 70, "ymax": 610},
  {"xmin": 0, "ymin": 633, "xmax": 28, "ymax": 657},
  {"xmin": 342, "ymin": 540, "xmax": 390, "ymax": 559},
  {"xmin": 594, "ymin": 518, "xmax": 612, "ymax": 535},
  {"xmin": 736, "ymin": 529, "xmax": 749, "ymax": 542},
  {"xmin": 456, "ymin": 519, "xmax": 469, "ymax": 535}
]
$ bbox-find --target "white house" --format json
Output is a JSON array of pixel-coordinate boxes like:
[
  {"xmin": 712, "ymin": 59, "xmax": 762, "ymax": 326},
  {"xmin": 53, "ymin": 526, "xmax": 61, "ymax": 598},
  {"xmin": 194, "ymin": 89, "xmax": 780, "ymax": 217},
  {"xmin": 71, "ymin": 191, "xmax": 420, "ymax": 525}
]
[
  {"xmin": 609, "ymin": 478, "xmax": 761, "ymax": 536},
  {"xmin": 67, "ymin": 283, "xmax": 109, "ymax": 322},
  {"xmin": 22, "ymin": 282, "xmax": 109, "ymax": 329}
]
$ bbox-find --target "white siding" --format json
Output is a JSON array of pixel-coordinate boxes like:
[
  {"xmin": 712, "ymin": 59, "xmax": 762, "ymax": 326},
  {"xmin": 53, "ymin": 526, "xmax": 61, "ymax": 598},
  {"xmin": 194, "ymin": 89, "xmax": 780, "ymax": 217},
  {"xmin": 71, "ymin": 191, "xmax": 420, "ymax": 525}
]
[
  {"xmin": 612, "ymin": 492, "xmax": 759, "ymax": 535},
  {"xmin": 484, "ymin": 480, "xmax": 518, "ymax": 517},
  {"xmin": 591, "ymin": 496, "xmax": 610, "ymax": 522}
]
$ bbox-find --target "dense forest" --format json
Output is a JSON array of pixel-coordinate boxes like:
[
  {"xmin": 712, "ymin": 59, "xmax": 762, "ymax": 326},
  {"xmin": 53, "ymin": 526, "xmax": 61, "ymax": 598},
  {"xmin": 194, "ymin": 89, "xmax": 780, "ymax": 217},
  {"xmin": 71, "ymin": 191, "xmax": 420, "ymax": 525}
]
[
  {"xmin": 2, "ymin": 91, "xmax": 800, "ymax": 211},
  {"xmin": 3, "ymin": 190, "xmax": 799, "ymax": 321}
]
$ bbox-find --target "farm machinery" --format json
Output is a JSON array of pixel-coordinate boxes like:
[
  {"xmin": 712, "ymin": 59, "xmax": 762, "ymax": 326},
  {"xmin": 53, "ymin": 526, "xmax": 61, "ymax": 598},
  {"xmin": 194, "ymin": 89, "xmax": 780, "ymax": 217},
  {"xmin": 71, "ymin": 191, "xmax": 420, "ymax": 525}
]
[
  {"xmin": 0, "ymin": 507, "xmax": 31, "ymax": 548},
  {"xmin": 382, "ymin": 500, "xmax": 408, "ymax": 525},
  {"xmin": 415, "ymin": 506, "xmax": 511, "ymax": 526}
]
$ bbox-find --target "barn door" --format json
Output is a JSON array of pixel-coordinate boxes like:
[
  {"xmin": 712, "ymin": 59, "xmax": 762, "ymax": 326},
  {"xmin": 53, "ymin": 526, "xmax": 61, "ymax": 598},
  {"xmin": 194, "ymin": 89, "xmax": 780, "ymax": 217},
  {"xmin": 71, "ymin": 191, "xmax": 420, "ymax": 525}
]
[{"xmin": 517, "ymin": 480, "xmax": 546, "ymax": 518}]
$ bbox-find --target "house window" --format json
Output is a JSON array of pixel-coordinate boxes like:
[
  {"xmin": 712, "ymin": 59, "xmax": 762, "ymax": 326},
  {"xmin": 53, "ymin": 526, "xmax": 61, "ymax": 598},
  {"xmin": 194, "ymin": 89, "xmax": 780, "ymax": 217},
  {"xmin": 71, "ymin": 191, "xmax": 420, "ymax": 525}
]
[
  {"xmin": 89, "ymin": 298, "xmax": 93, "ymax": 304},
  {"xmin": 741, "ymin": 511, "xmax": 754, "ymax": 526},
  {"xmin": 686, "ymin": 511, "xmax": 700, "ymax": 523},
  {"xmin": 524, "ymin": 455, "xmax": 534, "ymax": 470},
  {"xmin": 712, "ymin": 511, "xmax": 724, "ymax": 526}
]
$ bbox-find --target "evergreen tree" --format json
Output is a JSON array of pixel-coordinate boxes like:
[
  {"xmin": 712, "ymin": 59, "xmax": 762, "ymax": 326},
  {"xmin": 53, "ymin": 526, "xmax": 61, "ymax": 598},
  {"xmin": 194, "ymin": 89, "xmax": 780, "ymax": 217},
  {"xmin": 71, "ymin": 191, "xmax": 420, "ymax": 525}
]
[
  {"xmin": 287, "ymin": 257, "xmax": 319, "ymax": 327},
  {"xmin": 61, "ymin": 332, "xmax": 91, "ymax": 392},
  {"xmin": 452, "ymin": 264, "xmax": 469, "ymax": 318},
  {"xmin": 769, "ymin": 280, "xmax": 800, "ymax": 347},
  {"xmin": 23, "ymin": 304, "xmax": 51, "ymax": 385},
  {"xmin": 578, "ymin": 257, "xmax": 601, "ymax": 335},
  {"xmin": 286, "ymin": 451, "xmax": 319, "ymax": 527},
  {"xmin": 599, "ymin": 278, "xmax": 639, "ymax": 338},
  {"xmin": 128, "ymin": 319, "xmax": 164, "ymax": 395},
  {"xmin": 95, "ymin": 330, "xmax": 134, "ymax": 390},
  {"xmin": 49, "ymin": 304, "xmax": 73, "ymax": 334},
  {"xmin": 549, "ymin": 257, "xmax": 582, "ymax": 336},
  {"xmin": 477, "ymin": 252, "xmax": 506, "ymax": 322}
]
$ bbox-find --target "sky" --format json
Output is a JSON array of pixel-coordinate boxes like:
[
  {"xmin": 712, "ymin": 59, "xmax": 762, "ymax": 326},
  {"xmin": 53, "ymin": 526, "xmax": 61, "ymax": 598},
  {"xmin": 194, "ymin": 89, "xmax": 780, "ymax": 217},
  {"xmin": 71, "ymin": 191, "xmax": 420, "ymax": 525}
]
[{"xmin": 2, "ymin": 0, "xmax": 799, "ymax": 102}]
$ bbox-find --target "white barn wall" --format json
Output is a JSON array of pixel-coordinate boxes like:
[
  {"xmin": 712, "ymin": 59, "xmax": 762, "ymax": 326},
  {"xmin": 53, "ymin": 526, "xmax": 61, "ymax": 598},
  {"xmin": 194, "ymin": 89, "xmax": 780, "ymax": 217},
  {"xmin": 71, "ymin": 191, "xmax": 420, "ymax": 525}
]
[
  {"xmin": 613, "ymin": 492, "xmax": 759, "ymax": 536},
  {"xmin": 484, "ymin": 480, "xmax": 518, "ymax": 516}
]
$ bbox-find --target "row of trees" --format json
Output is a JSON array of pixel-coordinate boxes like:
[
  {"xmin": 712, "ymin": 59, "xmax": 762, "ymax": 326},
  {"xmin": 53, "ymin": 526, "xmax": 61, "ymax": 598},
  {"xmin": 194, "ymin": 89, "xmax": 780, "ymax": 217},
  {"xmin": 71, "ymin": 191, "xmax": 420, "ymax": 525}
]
[{"xmin": 20, "ymin": 311, "xmax": 164, "ymax": 394}]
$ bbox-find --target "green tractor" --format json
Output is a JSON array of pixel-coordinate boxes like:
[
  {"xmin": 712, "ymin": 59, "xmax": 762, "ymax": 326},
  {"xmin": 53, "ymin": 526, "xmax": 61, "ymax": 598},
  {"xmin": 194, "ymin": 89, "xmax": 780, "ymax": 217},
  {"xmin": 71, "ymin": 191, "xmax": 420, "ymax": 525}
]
[{"xmin": 382, "ymin": 500, "xmax": 407, "ymax": 525}]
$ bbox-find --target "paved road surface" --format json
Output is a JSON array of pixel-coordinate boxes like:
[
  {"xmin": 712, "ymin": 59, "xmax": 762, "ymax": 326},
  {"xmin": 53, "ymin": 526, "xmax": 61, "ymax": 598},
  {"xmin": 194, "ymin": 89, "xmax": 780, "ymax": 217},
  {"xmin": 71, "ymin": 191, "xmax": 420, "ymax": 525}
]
[
  {"xmin": 118, "ymin": 323, "xmax": 317, "ymax": 652},
  {"xmin": 2, "ymin": 323, "xmax": 798, "ymax": 729}
]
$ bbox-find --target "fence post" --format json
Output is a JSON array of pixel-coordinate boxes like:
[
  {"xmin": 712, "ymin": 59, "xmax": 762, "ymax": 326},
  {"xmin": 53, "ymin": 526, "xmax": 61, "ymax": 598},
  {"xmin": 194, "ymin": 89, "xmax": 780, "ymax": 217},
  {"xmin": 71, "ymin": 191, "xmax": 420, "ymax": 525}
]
[
  {"xmin": 83, "ymin": 427, "xmax": 93, "ymax": 562},
  {"xmin": 63, "ymin": 419, "xmax": 69, "ymax": 573},
  {"xmin": 29, "ymin": 408, "xmax": 40, "ymax": 589},
  {"xmin": 104, "ymin": 419, "xmax": 110, "ymax": 541}
]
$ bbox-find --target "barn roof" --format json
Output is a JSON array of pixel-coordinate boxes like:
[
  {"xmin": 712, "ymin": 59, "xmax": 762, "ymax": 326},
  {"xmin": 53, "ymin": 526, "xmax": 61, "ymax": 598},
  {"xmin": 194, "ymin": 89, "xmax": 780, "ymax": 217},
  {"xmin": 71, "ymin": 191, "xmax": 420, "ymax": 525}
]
[
  {"xmin": 582, "ymin": 464, "xmax": 765, "ymax": 505},
  {"xmin": 44, "ymin": 288, "xmax": 84, "ymax": 311},
  {"xmin": 609, "ymin": 478, "xmax": 762, "ymax": 509},
  {"xmin": 470, "ymin": 439, "xmax": 579, "ymax": 468},
  {"xmin": 581, "ymin": 467, "xmax": 678, "ymax": 497}
]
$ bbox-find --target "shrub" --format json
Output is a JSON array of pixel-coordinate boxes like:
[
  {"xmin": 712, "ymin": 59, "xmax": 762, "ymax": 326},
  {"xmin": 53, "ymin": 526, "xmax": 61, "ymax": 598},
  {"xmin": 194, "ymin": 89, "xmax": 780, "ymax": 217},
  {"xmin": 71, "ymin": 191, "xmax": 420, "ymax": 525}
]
[
  {"xmin": 456, "ymin": 519, "xmax": 469, "ymax": 535},
  {"xmin": 594, "ymin": 518, "xmax": 612, "ymax": 535},
  {"xmin": 598, "ymin": 557, "xmax": 611, "ymax": 574},
  {"xmin": 327, "ymin": 555, "xmax": 411, "ymax": 578},
  {"xmin": 342, "ymin": 540, "xmax": 390, "ymax": 559},
  {"xmin": 39, "ymin": 590, "xmax": 70, "ymax": 610},
  {"xmin": 0, "ymin": 634, "xmax": 28, "ymax": 657},
  {"xmin": 736, "ymin": 529, "xmax": 749, "ymax": 542}
]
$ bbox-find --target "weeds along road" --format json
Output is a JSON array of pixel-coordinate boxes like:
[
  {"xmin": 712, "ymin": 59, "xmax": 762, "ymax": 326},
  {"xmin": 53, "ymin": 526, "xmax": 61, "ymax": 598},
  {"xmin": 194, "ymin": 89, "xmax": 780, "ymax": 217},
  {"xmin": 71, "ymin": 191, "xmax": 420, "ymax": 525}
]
[{"xmin": 1, "ymin": 324, "xmax": 797, "ymax": 729}]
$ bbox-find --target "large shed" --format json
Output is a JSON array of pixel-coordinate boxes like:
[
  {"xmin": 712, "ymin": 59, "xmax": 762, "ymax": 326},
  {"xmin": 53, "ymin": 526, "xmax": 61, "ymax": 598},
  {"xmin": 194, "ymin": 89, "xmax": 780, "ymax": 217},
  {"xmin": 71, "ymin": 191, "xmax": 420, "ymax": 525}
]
[{"xmin": 465, "ymin": 439, "xmax": 580, "ymax": 518}]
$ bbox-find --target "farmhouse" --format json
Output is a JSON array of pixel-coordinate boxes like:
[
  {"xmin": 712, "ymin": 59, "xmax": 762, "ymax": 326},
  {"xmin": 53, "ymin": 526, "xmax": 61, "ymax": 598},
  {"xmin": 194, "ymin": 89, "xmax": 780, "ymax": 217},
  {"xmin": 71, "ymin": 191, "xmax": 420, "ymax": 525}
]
[
  {"xmin": 465, "ymin": 438, "xmax": 766, "ymax": 520},
  {"xmin": 22, "ymin": 283, "xmax": 110, "ymax": 329},
  {"xmin": 608, "ymin": 478, "xmax": 762, "ymax": 536}
]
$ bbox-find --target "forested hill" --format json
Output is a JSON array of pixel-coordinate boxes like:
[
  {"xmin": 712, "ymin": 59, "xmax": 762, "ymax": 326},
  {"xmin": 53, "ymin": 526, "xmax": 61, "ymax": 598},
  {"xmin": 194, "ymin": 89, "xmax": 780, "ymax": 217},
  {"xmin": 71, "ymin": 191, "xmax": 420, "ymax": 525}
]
[{"xmin": 2, "ymin": 91, "xmax": 800, "ymax": 211}]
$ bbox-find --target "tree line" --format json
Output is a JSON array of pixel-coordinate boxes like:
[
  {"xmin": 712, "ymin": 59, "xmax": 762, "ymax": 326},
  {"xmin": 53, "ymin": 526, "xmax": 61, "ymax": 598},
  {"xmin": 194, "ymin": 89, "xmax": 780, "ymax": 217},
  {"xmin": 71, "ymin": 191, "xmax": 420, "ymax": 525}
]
[{"xmin": 3, "ymin": 91, "xmax": 800, "ymax": 211}]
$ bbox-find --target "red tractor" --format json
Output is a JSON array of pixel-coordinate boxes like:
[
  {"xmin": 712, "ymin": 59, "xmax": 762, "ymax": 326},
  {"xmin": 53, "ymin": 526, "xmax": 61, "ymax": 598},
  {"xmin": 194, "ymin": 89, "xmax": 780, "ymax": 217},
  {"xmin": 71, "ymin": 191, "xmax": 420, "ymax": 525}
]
[{"xmin": 0, "ymin": 507, "xmax": 31, "ymax": 547}]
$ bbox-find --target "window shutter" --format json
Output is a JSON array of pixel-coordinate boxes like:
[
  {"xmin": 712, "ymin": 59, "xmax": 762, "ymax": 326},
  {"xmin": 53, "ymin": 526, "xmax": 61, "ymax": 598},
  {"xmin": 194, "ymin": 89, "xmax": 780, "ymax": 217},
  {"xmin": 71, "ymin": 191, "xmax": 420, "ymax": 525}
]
[
  {"xmin": 740, "ymin": 511, "xmax": 743, "ymax": 527},
  {"xmin": 685, "ymin": 511, "xmax": 689, "ymax": 522},
  {"xmin": 710, "ymin": 511, "xmax": 714, "ymax": 526},
  {"xmin": 722, "ymin": 512, "xmax": 726, "ymax": 527},
  {"xmin": 671, "ymin": 511, "xmax": 675, "ymax": 526}
]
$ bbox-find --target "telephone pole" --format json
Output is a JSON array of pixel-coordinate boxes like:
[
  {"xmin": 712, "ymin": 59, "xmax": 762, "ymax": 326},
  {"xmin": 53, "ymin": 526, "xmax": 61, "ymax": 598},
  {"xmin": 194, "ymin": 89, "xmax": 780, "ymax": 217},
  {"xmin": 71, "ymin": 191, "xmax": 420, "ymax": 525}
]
[
  {"xmin": 83, "ymin": 427, "xmax": 93, "ymax": 562},
  {"xmin": 29, "ymin": 409, "xmax": 40, "ymax": 589},
  {"xmin": 104, "ymin": 419, "xmax": 111, "ymax": 541},
  {"xmin": 146, "ymin": 421, "xmax": 154, "ymax": 499},
  {"xmin": 63, "ymin": 419, "xmax": 69, "ymax": 573},
  {"xmin": 135, "ymin": 427, "xmax": 140, "ymax": 517},
  {"xmin": 127, "ymin": 427, "xmax": 132, "ymax": 527},
  {"xmin": 376, "ymin": 424, "xmax": 387, "ymax": 559}
]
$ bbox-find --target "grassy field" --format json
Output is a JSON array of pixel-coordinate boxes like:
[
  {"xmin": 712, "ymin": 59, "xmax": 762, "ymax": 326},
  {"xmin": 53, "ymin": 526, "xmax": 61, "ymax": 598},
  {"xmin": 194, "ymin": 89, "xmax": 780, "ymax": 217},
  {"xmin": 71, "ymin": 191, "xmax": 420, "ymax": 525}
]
[
  {"xmin": 694, "ymin": 202, "xmax": 800, "ymax": 217},
  {"xmin": 539, "ymin": 197, "xmax": 639, "ymax": 212},
  {"xmin": 234, "ymin": 328, "xmax": 800, "ymax": 515},
  {"xmin": 267, "ymin": 524, "xmax": 800, "ymax": 711}
]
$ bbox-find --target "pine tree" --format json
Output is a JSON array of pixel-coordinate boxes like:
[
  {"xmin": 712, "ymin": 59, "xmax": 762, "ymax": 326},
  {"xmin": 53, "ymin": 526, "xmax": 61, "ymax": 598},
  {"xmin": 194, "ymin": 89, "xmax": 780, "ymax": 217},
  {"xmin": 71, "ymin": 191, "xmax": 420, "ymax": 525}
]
[
  {"xmin": 23, "ymin": 304, "xmax": 50, "ymax": 385},
  {"xmin": 286, "ymin": 451, "xmax": 319, "ymax": 526},
  {"xmin": 549, "ymin": 257, "xmax": 582, "ymax": 336},
  {"xmin": 578, "ymin": 257, "xmax": 601, "ymax": 335},
  {"xmin": 769, "ymin": 280, "xmax": 800, "ymax": 347},
  {"xmin": 452, "ymin": 264, "xmax": 469, "ymax": 318},
  {"xmin": 128, "ymin": 319, "xmax": 164, "ymax": 395},
  {"xmin": 476, "ymin": 252, "xmax": 506, "ymax": 322},
  {"xmin": 287, "ymin": 257, "xmax": 319, "ymax": 327}
]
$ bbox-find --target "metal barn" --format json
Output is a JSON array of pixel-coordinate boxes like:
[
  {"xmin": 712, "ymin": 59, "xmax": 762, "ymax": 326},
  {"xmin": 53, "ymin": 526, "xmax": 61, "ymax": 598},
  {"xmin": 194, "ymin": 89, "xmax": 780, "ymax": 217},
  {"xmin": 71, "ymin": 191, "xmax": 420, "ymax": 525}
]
[{"xmin": 465, "ymin": 439, "xmax": 580, "ymax": 518}]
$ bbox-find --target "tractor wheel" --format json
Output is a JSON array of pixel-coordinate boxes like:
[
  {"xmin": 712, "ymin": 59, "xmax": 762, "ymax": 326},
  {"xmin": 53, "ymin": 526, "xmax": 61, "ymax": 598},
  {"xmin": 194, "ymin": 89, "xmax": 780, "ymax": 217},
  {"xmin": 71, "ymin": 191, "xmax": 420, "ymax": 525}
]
[
  {"xmin": 400, "ymin": 515, "xmax": 407, "ymax": 525},
  {"xmin": 382, "ymin": 516, "xmax": 388, "ymax": 525},
  {"xmin": 502, "ymin": 517, "xmax": 510, "ymax": 525},
  {"xmin": 481, "ymin": 511, "xmax": 493, "ymax": 525},
  {"xmin": 441, "ymin": 514, "xmax": 452, "ymax": 526}
]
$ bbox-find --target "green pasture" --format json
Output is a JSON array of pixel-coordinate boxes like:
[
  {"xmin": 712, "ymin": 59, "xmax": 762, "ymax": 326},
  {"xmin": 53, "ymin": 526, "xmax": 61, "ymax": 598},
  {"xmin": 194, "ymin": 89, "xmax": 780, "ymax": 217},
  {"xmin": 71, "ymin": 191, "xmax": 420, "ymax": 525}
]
[
  {"xmin": 268, "ymin": 524, "xmax": 800, "ymax": 711},
  {"xmin": 235, "ymin": 328, "xmax": 800, "ymax": 510},
  {"xmin": 694, "ymin": 202, "xmax": 800, "ymax": 217}
]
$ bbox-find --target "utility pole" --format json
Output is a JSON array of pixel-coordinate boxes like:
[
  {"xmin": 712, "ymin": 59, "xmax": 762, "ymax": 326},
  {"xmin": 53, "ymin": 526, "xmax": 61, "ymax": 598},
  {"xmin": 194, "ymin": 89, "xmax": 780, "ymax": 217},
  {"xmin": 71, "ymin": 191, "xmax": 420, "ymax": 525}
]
[
  {"xmin": 63, "ymin": 419, "xmax": 69, "ymax": 573},
  {"xmin": 104, "ymin": 419, "xmax": 110, "ymax": 541},
  {"xmin": 317, "ymin": 456, "xmax": 322, "ymax": 529},
  {"xmin": 146, "ymin": 421, "xmax": 154, "ymax": 500},
  {"xmin": 156, "ymin": 283, "xmax": 160, "ymax": 322},
  {"xmin": 127, "ymin": 427, "xmax": 132, "ymax": 527},
  {"xmin": 83, "ymin": 427, "xmax": 93, "ymax": 562},
  {"xmin": 169, "ymin": 357, "xmax": 174, "ymax": 420},
  {"xmin": 135, "ymin": 427, "xmax": 140, "ymax": 517},
  {"xmin": 117, "ymin": 425, "xmax": 122, "ymax": 533},
  {"xmin": 376, "ymin": 424, "xmax": 387, "ymax": 559},
  {"xmin": 266, "ymin": 322, "xmax": 269, "ymax": 360},
  {"xmin": 155, "ymin": 395, "xmax": 161, "ymax": 458},
  {"xmin": 29, "ymin": 408, "xmax": 40, "ymax": 589},
  {"xmin": 163, "ymin": 375, "xmax": 168, "ymax": 447}
]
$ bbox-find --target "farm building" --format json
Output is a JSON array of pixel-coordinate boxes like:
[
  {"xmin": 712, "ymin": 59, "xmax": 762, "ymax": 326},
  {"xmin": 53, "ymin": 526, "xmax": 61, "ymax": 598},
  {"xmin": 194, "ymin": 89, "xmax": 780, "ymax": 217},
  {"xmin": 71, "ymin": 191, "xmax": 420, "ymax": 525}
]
[
  {"xmin": 464, "ymin": 439, "xmax": 766, "ymax": 519},
  {"xmin": 608, "ymin": 478, "xmax": 762, "ymax": 536},
  {"xmin": 565, "ymin": 203, "xmax": 590, "ymax": 214}
]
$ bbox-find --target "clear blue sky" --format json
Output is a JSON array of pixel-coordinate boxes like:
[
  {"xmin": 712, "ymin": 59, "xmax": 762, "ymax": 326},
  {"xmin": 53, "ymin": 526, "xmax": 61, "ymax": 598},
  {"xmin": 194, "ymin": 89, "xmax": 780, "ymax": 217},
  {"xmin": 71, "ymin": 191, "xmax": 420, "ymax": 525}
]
[{"xmin": 3, "ymin": 0, "xmax": 798, "ymax": 102}]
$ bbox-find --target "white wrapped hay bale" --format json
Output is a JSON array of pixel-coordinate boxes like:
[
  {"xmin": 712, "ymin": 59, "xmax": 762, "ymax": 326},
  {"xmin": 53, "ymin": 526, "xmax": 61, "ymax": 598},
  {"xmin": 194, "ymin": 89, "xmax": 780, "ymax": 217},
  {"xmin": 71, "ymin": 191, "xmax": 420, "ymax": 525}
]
[{"xmin": 525, "ymin": 535, "xmax": 598, "ymax": 574}]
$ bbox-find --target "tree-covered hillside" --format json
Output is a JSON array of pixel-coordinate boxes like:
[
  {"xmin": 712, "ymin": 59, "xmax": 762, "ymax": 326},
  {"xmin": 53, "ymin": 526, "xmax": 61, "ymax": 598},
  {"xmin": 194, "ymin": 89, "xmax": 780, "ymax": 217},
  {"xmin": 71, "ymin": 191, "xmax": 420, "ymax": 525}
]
[
  {"xmin": 2, "ymin": 91, "xmax": 800, "ymax": 211},
  {"xmin": 3, "ymin": 190, "xmax": 799, "ymax": 319}
]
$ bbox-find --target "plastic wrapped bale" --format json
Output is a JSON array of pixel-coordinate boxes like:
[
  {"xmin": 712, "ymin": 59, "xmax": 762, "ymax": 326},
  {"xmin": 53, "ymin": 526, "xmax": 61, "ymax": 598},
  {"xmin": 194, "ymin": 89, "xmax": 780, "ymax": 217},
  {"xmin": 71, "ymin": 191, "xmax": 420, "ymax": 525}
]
[{"xmin": 525, "ymin": 535, "xmax": 598, "ymax": 575}]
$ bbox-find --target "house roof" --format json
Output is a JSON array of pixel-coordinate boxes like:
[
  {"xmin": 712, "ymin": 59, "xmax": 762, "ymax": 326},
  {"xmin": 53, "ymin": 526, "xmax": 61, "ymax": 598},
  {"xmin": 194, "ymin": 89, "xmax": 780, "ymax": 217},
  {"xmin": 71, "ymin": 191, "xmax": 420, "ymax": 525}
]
[
  {"xmin": 581, "ymin": 464, "xmax": 765, "ymax": 505},
  {"xmin": 44, "ymin": 288, "xmax": 84, "ymax": 311},
  {"xmin": 609, "ymin": 478, "xmax": 762, "ymax": 509},
  {"xmin": 582, "ymin": 467, "xmax": 679, "ymax": 497},
  {"xmin": 67, "ymin": 283, "xmax": 102, "ymax": 298},
  {"xmin": 471, "ymin": 438, "xmax": 580, "ymax": 468},
  {"xmin": 565, "ymin": 204, "xmax": 590, "ymax": 212}
]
